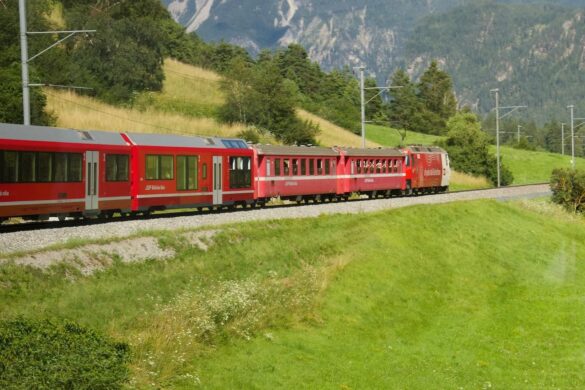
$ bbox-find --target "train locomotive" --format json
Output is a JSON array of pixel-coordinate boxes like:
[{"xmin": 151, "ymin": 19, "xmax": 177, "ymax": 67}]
[{"xmin": 0, "ymin": 123, "xmax": 450, "ymax": 222}]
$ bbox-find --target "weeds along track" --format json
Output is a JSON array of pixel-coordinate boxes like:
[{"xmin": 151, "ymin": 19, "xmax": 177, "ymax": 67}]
[{"xmin": 0, "ymin": 184, "xmax": 550, "ymax": 254}]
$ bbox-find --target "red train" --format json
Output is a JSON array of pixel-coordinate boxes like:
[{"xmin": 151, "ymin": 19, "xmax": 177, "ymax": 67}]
[{"xmin": 0, "ymin": 123, "xmax": 450, "ymax": 222}]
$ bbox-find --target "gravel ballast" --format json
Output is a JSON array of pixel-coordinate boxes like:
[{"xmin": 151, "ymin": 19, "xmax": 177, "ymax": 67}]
[{"xmin": 0, "ymin": 185, "xmax": 550, "ymax": 255}]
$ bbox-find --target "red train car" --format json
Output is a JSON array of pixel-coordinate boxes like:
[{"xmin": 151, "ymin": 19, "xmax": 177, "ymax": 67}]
[
  {"xmin": 402, "ymin": 145, "xmax": 450, "ymax": 194},
  {"xmin": 0, "ymin": 123, "xmax": 132, "ymax": 221},
  {"xmin": 251, "ymin": 145, "xmax": 339, "ymax": 203},
  {"xmin": 336, "ymin": 147, "xmax": 406, "ymax": 197},
  {"xmin": 124, "ymin": 133, "xmax": 254, "ymax": 212}
]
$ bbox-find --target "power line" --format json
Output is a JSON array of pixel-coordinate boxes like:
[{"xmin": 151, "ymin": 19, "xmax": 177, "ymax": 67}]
[{"xmin": 44, "ymin": 90, "xmax": 181, "ymax": 134}]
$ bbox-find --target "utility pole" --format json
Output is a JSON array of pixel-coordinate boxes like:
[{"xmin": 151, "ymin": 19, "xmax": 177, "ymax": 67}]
[
  {"xmin": 561, "ymin": 123, "xmax": 565, "ymax": 156},
  {"xmin": 356, "ymin": 66, "xmax": 366, "ymax": 148},
  {"xmin": 490, "ymin": 88, "xmax": 526, "ymax": 187},
  {"xmin": 567, "ymin": 106, "xmax": 585, "ymax": 169},
  {"xmin": 517, "ymin": 125, "xmax": 522, "ymax": 144},
  {"xmin": 18, "ymin": 0, "xmax": 95, "ymax": 125},
  {"xmin": 18, "ymin": 0, "xmax": 30, "ymax": 125},
  {"xmin": 354, "ymin": 65, "xmax": 402, "ymax": 149}
]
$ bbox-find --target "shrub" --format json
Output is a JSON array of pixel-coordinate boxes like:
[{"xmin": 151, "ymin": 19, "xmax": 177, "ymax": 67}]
[
  {"xmin": 0, "ymin": 318, "xmax": 130, "ymax": 389},
  {"xmin": 550, "ymin": 168, "xmax": 585, "ymax": 213}
]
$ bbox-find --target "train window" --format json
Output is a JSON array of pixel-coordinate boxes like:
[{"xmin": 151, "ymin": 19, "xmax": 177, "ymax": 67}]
[
  {"xmin": 106, "ymin": 154, "xmax": 129, "ymax": 182},
  {"xmin": 309, "ymin": 159, "xmax": 315, "ymax": 175},
  {"xmin": 177, "ymin": 155, "xmax": 198, "ymax": 190},
  {"xmin": 283, "ymin": 159, "xmax": 290, "ymax": 175},
  {"xmin": 356, "ymin": 160, "xmax": 360, "ymax": 174},
  {"xmin": 301, "ymin": 159, "xmax": 306, "ymax": 175},
  {"xmin": 36, "ymin": 153, "xmax": 53, "ymax": 182},
  {"xmin": 68, "ymin": 154, "xmax": 82, "ymax": 182},
  {"xmin": 146, "ymin": 155, "xmax": 174, "ymax": 180},
  {"xmin": 202, "ymin": 163, "xmax": 208, "ymax": 179},
  {"xmin": 405, "ymin": 155, "xmax": 410, "ymax": 167},
  {"xmin": 53, "ymin": 153, "xmax": 67, "ymax": 182},
  {"xmin": 317, "ymin": 159, "xmax": 323, "ymax": 175},
  {"xmin": 19, "ymin": 152, "xmax": 35, "ymax": 182},
  {"xmin": 325, "ymin": 159, "xmax": 330, "ymax": 175},
  {"xmin": 1, "ymin": 151, "xmax": 18, "ymax": 183},
  {"xmin": 275, "ymin": 158, "xmax": 281, "ymax": 176},
  {"xmin": 292, "ymin": 159, "xmax": 299, "ymax": 175},
  {"xmin": 266, "ymin": 158, "xmax": 271, "ymax": 176},
  {"xmin": 229, "ymin": 156, "xmax": 251, "ymax": 188}
]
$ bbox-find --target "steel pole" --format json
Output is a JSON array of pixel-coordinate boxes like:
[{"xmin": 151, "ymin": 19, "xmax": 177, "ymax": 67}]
[
  {"xmin": 495, "ymin": 90, "xmax": 501, "ymax": 187},
  {"xmin": 18, "ymin": 0, "xmax": 30, "ymax": 125},
  {"xmin": 359, "ymin": 67, "xmax": 366, "ymax": 148},
  {"xmin": 569, "ymin": 105, "xmax": 575, "ymax": 169},
  {"xmin": 517, "ymin": 125, "xmax": 521, "ymax": 143},
  {"xmin": 561, "ymin": 123, "xmax": 565, "ymax": 156}
]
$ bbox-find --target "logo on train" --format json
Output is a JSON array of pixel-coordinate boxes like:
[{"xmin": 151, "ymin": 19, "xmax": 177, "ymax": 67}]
[
  {"xmin": 0, "ymin": 191, "xmax": 9, "ymax": 197},
  {"xmin": 145, "ymin": 185, "xmax": 166, "ymax": 191},
  {"xmin": 423, "ymin": 169, "xmax": 441, "ymax": 176},
  {"xmin": 285, "ymin": 181, "xmax": 298, "ymax": 187}
]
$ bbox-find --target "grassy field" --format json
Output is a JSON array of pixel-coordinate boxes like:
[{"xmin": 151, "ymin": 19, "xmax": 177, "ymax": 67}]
[
  {"xmin": 499, "ymin": 145, "xmax": 585, "ymax": 184},
  {"xmin": 2, "ymin": 199, "xmax": 585, "ymax": 388},
  {"xmin": 366, "ymin": 124, "xmax": 443, "ymax": 147}
]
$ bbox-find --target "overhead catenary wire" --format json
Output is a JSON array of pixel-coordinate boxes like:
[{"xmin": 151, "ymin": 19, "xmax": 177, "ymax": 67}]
[{"xmin": 44, "ymin": 89, "xmax": 182, "ymax": 134}]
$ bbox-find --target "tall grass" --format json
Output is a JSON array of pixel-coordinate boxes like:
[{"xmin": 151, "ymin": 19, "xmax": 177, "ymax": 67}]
[
  {"xmin": 298, "ymin": 109, "xmax": 381, "ymax": 148},
  {"xmin": 45, "ymin": 89, "xmax": 244, "ymax": 137}
]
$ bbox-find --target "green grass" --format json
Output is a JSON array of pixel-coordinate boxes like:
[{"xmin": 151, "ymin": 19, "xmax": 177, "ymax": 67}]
[
  {"xmin": 366, "ymin": 124, "xmax": 443, "ymax": 147},
  {"xmin": 2, "ymin": 200, "xmax": 585, "ymax": 387},
  {"xmin": 498, "ymin": 145, "xmax": 585, "ymax": 184}
]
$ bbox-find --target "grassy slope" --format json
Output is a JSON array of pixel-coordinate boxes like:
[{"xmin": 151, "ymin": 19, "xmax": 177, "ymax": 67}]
[
  {"xmin": 366, "ymin": 123, "xmax": 442, "ymax": 147},
  {"xmin": 195, "ymin": 201, "xmax": 585, "ymax": 389},
  {"xmin": 499, "ymin": 145, "xmax": 585, "ymax": 184},
  {"xmin": 2, "ymin": 200, "xmax": 585, "ymax": 388},
  {"xmin": 45, "ymin": 59, "xmax": 245, "ymax": 138}
]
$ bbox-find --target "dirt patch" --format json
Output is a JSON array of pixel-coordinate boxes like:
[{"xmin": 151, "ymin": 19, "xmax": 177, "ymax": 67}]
[
  {"xmin": 1, "ymin": 230, "xmax": 218, "ymax": 276},
  {"xmin": 8, "ymin": 237, "xmax": 175, "ymax": 275},
  {"xmin": 181, "ymin": 230, "xmax": 218, "ymax": 251}
]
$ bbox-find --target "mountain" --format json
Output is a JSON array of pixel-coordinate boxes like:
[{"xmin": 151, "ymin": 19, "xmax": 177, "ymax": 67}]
[
  {"xmin": 403, "ymin": 2, "xmax": 585, "ymax": 121},
  {"xmin": 162, "ymin": 0, "xmax": 585, "ymax": 122}
]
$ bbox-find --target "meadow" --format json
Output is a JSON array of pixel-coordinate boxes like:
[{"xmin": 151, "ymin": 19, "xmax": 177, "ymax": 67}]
[{"xmin": 2, "ymin": 199, "xmax": 585, "ymax": 388}]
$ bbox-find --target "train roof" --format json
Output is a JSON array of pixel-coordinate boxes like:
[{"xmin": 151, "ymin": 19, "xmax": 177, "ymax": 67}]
[
  {"xmin": 124, "ymin": 132, "xmax": 249, "ymax": 149},
  {"xmin": 405, "ymin": 145, "xmax": 446, "ymax": 153},
  {"xmin": 0, "ymin": 123, "xmax": 128, "ymax": 145},
  {"xmin": 336, "ymin": 147, "xmax": 403, "ymax": 157},
  {"xmin": 251, "ymin": 144, "xmax": 338, "ymax": 157}
]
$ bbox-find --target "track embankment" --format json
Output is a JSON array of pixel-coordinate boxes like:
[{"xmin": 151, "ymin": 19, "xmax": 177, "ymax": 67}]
[{"xmin": 0, "ymin": 184, "xmax": 550, "ymax": 255}]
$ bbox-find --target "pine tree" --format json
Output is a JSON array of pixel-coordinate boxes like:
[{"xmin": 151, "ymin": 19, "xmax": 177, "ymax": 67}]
[{"xmin": 418, "ymin": 60, "xmax": 457, "ymax": 134}]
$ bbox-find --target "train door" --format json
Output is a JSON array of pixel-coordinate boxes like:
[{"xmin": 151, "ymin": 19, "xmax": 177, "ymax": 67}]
[
  {"xmin": 441, "ymin": 153, "xmax": 451, "ymax": 187},
  {"xmin": 212, "ymin": 156, "xmax": 223, "ymax": 205},
  {"xmin": 85, "ymin": 151, "xmax": 99, "ymax": 210}
]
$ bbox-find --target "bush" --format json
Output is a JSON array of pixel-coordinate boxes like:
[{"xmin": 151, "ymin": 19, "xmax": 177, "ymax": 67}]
[
  {"xmin": 550, "ymin": 168, "xmax": 585, "ymax": 213},
  {"xmin": 442, "ymin": 112, "xmax": 513, "ymax": 186},
  {"xmin": 0, "ymin": 318, "xmax": 130, "ymax": 389}
]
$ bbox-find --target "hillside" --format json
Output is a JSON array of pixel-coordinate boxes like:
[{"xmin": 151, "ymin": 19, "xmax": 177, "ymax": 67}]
[
  {"xmin": 404, "ymin": 2, "xmax": 585, "ymax": 123},
  {"xmin": 163, "ymin": 1, "xmax": 585, "ymax": 122},
  {"xmin": 2, "ymin": 199, "xmax": 585, "ymax": 387}
]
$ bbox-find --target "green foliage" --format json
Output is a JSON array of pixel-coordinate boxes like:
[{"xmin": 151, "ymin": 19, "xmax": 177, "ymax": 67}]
[
  {"xmin": 0, "ymin": 1, "xmax": 55, "ymax": 125},
  {"xmin": 219, "ymin": 58, "xmax": 319, "ymax": 145},
  {"xmin": 405, "ymin": 1, "xmax": 585, "ymax": 124},
  {"xmin": 387, "ymin": 63, "xmax": 457, "ymax": 135},
  {"xmin": 550, "ymin": 168, "xmax": 585, "ymax": 213},
  {"xmin": 0, "ymin": 318, "xmax": 129, "ymax": 389},
  {"xmin": 443, "ymin": 112, "xmax": 513, "ymax": 185}
]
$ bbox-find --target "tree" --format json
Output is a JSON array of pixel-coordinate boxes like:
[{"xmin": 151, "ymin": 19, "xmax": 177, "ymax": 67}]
[
  {"xmin": 442, "ymin": 112, "xmax": 513, "ymax": 186},
  {"xmin": 388, "ymin": 69, "xmax": 427, "ymax": 133},
  {"xmin": 219, "ymin": 59, "xmax": 318, "ymax": 145},
  {"xmin": 418, "ymin": 60, "xmax": 457, "ymax": 134}
]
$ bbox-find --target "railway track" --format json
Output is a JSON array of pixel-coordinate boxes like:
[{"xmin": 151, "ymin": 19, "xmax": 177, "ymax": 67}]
[{"xmin": 0, "ymin": 183, "xmax": 551, "ymax": 254}]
